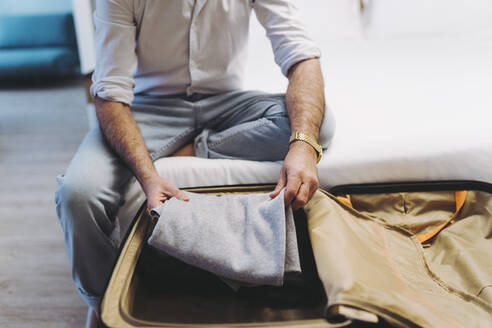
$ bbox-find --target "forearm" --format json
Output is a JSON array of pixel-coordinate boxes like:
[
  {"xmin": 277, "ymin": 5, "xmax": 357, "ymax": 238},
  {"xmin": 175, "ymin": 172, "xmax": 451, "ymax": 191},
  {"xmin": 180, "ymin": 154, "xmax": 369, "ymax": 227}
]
[
  {"xmin": 95, "ymin": 97, "xmax": 158, "ymax": 186},
  {"xmin": 285, "ymin": 58, "xmax": 325, "ymax": 141},
  {"xmin": 271, "ymin": 58, "xmax": 324, "ymax": 208}
]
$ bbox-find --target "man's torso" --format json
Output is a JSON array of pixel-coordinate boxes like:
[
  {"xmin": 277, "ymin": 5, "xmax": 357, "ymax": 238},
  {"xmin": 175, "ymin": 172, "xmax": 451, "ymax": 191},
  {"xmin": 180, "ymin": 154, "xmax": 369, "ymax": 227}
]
[{"xmin": 132, "ymin": 0, "xmax": 253, "ymax": 96}]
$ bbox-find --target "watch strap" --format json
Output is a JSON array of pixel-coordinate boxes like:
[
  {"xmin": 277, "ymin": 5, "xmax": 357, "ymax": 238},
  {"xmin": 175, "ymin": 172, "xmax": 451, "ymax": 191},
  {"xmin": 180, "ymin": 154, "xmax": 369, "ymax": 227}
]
[{"xmin": 289, "ymin": 132, "xmax": 322, "ymax": 163}]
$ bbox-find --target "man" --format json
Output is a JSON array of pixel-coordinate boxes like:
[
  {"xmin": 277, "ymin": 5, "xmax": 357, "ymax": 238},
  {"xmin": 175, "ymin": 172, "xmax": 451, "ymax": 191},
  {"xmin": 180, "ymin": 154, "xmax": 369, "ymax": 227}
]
[{"xmin": 56, "ymin": 0, "xmax": 335, "ymax": 312}]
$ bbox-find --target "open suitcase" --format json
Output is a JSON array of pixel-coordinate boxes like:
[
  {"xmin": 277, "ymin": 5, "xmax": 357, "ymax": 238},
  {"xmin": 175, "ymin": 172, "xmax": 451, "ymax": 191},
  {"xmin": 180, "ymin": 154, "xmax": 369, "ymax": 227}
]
[{"xmin": 101, "ymin": 181, "xmax": 492, "ymax": 328}]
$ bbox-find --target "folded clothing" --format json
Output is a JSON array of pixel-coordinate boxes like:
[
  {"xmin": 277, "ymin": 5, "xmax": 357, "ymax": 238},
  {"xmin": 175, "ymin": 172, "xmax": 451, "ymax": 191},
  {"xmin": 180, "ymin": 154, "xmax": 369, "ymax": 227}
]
[{"xmin": 148, "ymin": 189, "xmax": 301, "ymax": 288}]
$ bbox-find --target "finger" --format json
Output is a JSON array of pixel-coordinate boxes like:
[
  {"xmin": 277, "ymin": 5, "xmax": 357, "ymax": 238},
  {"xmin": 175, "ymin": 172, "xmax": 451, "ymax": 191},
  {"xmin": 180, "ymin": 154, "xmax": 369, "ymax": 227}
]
[
  {"xmin": 307, "ymin": 176, "xmax": 320, "ymax": 203},
  {"xmin": 292, "ymin": 183, "xmax": 310, "ymax": 210},
  {"xmin": 304, "ymin": 175, "xmax": 319, "ymax": 202},
  {"xmin": 147, "ymin": 197, "xmax": 165, "ymax": 211},
  {"xmin": 173, "ymin": 188, "xmax": 190, "ymax": 202},
  {"xmin": 284, "ymin": 175, "xmax": 302, "ymax": 206},
  {"xmin": 270, "ymin": 170, "xmax": 287, "ymax": 198}
]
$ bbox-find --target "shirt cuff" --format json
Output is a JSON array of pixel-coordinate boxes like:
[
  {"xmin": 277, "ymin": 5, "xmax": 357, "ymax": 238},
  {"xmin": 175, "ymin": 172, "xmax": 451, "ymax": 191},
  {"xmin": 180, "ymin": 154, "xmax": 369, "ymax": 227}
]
[
  {"xmin": 90, "ymin": 81, "xmax": 134, "ymax": 106},
  {"xmin": 276, "ymin": 44, "xmax": 322, "ymax": 77}
]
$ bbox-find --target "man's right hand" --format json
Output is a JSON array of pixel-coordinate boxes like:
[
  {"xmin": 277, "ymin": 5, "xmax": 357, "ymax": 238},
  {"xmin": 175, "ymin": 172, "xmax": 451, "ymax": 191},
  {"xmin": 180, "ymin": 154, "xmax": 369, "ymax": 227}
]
[
  {"xmin": 95, "ymin": 97, "xmax": 189, "ymax": 211},
  {"xmin": 141, "ymin": 174, "xmax": 190, "ymax": 210}
]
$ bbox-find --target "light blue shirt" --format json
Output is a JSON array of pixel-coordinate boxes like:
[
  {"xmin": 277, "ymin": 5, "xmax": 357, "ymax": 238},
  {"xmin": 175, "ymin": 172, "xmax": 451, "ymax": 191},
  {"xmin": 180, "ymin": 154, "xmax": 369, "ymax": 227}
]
[{"xmin": 91, "ymin": 0, "xmax": 321, "ymax": 105}]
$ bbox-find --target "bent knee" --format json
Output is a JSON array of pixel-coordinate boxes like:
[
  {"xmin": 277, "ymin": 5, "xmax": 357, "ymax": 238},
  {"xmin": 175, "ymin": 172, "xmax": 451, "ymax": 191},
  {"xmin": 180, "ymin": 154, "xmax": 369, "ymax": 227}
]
[
  {"xmin": 262, "ymin": 97, "xmax": 289, "ymax": 121},
  {"xmin": 55, "ymin": 172, "xmax": 119, "ymax": 239},
  {"xmin": 262, "ymin": 98, "xmax": 336, "ymax": 149},
  {"xmin": 55, "ymin": 173, "xmax": 101, "ymax": 211}
]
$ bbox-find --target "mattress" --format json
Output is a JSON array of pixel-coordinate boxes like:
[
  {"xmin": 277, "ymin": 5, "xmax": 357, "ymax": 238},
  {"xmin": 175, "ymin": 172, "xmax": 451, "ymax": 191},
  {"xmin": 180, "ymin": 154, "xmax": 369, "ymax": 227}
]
[{"xmin": 151, "ymin": 36, "xmax": 492, "ymax": 189}]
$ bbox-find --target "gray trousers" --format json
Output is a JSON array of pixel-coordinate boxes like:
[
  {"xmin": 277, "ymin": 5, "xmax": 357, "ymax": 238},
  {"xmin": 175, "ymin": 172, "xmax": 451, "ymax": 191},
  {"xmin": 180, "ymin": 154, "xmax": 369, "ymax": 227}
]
[{"xmin": 55, "ymin": 90, "xmax": 335, "ymax": 310}]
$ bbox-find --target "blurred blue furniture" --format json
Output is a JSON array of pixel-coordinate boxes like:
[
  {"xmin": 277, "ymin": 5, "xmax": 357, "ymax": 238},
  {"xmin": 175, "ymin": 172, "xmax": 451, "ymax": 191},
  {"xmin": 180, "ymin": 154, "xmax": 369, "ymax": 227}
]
[{"xmin": 0, "ymin": 12, "xmax": 80, "ymax": 80}]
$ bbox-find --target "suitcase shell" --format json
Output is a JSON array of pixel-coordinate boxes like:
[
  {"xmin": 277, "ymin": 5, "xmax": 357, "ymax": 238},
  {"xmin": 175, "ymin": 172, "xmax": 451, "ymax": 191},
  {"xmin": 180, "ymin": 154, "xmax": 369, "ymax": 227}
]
[{"xmin": 101, "ymin": 181, "xmax": 492, "ymax": 327}]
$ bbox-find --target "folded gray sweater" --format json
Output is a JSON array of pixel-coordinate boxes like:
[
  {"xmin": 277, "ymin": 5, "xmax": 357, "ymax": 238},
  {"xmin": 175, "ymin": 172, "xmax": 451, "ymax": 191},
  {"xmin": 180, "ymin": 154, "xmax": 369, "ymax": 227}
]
[{"xmin": 148, "ymin": 189, "xmax": 301, "ymax": 289}]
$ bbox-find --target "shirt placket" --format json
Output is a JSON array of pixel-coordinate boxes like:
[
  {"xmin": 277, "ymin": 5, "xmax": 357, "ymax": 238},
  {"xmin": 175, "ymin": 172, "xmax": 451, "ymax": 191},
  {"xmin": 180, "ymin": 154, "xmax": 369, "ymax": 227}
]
[{"xmin": 187, "ymin": 0, "xmax": 207, "ymax": 96}]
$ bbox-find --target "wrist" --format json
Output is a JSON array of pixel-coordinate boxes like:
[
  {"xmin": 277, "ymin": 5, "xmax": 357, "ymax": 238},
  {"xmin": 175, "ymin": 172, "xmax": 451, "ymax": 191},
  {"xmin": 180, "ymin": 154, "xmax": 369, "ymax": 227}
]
[
  {"xmin": 138, "ymin": 169, "xmax": 160, "ymax": 189},
  {"xmin": 288, "ymin": 140, "xmax": 318, "ymax": 162},
  {"xmin": 289, "ymin": 131, "xmax": 322, "ymax": 163}
]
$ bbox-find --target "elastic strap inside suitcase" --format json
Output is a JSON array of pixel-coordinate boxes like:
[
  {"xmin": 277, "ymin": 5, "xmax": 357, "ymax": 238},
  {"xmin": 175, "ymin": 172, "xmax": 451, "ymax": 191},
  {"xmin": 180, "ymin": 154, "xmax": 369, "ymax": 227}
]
[{"xmin": 337, "ymin": 190, "xmax": 467, "ymax": 243}]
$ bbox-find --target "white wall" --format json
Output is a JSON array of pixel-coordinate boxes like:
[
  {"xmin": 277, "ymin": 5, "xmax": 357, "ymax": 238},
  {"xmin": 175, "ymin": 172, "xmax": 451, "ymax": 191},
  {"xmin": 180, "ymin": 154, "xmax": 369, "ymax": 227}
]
[
  {"xmin": 243, "ymin": 0, "xmax": 492, "ymax": 92},
  {"xmin": 244, "ymin": 0, "xmax": 363, "ymax": 93},
  {"xmin": 72, "ymin": 0, "xmax": 96, "ymax": 74},
  {"xmin": 363, "ymin": 0, "xmax": 492, "ymax": 38}
]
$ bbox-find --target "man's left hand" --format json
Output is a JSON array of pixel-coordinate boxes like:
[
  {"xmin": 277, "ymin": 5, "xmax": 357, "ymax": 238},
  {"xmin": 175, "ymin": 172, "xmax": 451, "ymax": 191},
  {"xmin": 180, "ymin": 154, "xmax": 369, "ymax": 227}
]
[{"xmin": 270, "ymin": 141, "xmax": 319, "ymax": 210}]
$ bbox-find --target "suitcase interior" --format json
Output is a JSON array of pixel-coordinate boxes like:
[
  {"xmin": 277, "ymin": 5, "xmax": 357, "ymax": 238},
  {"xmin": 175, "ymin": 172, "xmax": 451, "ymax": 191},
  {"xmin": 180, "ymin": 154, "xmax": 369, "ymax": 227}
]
[
  {"xmin": 101, "ymin": 185, "xmax": 331, "ymax": 328},
  {"xmin": 101, "ymin": 181, "xmax": 492, "ymax": 327}
]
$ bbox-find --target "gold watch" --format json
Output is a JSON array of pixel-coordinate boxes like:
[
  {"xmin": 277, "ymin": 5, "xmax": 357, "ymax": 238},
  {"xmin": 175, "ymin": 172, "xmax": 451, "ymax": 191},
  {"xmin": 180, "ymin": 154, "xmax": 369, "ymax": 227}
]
[{"xmin": 289, "ymin": 132, "xmax": 323, "ymax": 163}]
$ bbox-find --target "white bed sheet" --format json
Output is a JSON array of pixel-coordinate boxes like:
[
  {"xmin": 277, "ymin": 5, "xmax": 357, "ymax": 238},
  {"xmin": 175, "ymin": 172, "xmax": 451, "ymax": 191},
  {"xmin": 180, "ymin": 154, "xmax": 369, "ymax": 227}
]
[{"xmin": 150, "ymin": 34, "xmax": 492, "ymax": 189}]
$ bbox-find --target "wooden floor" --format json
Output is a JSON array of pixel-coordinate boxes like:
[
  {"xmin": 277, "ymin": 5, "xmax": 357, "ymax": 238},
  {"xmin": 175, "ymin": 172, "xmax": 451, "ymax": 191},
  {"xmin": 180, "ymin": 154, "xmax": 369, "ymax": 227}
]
[{"xmin": 0, "ymin": 79, "xmax": 89, "ymax": 327}]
